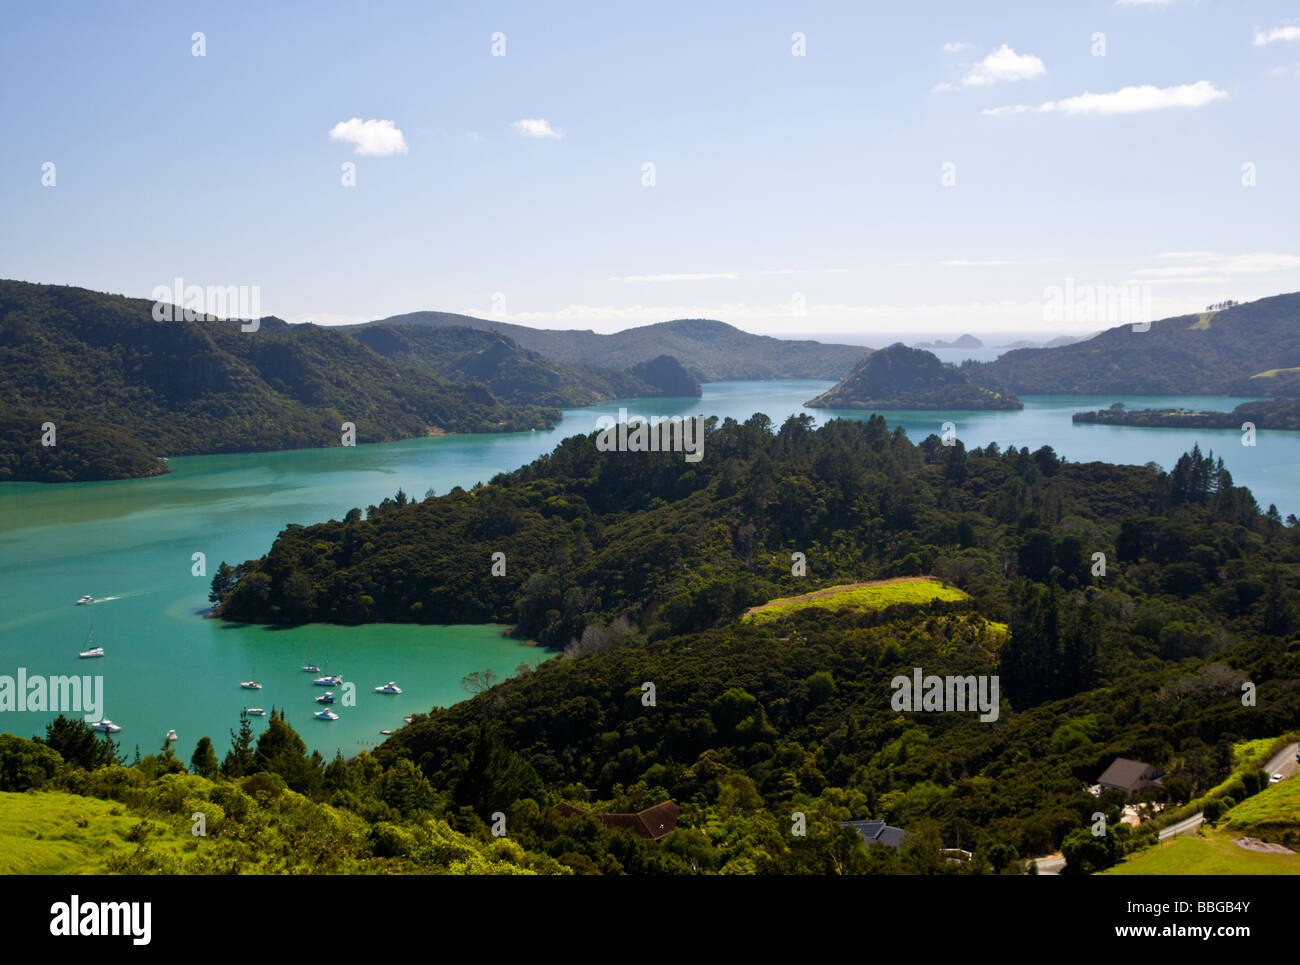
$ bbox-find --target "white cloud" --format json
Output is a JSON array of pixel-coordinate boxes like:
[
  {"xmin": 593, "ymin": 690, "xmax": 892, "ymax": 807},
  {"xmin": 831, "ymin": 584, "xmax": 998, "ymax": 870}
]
[
  {"xmin": 613, "ymin": 268, "xmax": 806, "ymax": 282},
  {"xmin": 1116, "ymin": 0, "xmax": 1175, "ymax": 6},
  {"xmin": 963, "ymin": 45, "xmax": 1046, "ymax": 86},
  {"xmin": 616, "ymin": 272, "xmax": 740, "ymax": 282},
  {"xmin": 943, "ymin": 41, "xmax": 970, "ymax": 53},
  {"xmin": 1254, "ymin": 24, "xmax": 1300, "ymax": 46},
  {"xmin": 328, "ymin": 118, "xmax": 408, "ymax": 156},
  {"xmin": 984, "ymin": 80, "xmax": 1227, "ymax": 115},
  {"xmin": 939, "ymin": 259, "xmax": 1018, "ymax": 267},
  {"xmin": 511, "ymin": 118, "xmax": 564, "ymax": 139},
  {"xmin": 1133, "ymin": 251, "xmax": 1300, "ymax": 277}
]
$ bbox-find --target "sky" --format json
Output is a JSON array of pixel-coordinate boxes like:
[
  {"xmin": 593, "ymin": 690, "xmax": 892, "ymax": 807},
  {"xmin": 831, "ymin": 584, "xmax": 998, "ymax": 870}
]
[{"xmin": 2, "ymin": 0, "xmax": 1299, "ymax": 341}]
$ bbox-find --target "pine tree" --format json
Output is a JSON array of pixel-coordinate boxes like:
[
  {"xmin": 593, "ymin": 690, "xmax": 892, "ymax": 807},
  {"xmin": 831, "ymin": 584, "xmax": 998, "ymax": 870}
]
[
  {"xmin": 222, "ymin": 712, "xmax": 255, "ymax": 777},
  {"xmin": 190, "ymin": 736, "xmax": 219, "ymax": 778}
]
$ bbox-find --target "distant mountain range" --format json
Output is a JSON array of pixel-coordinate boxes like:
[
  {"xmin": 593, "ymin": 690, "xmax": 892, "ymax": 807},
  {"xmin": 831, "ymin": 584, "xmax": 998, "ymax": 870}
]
[
  {"xmin": 0, "ymin": 282, "xmax": 558, "ymax": 482},
  {"xmin": 351, "ymin": 324, "xmax": 700, "ymax": 408},
  {"xmin": 806, "ymin": 344, "xmax": 1022, "ymax": 411},
  {"xmin": 966, "ymin": 293, "xmax": 1300, "ymax": 395},
  {"xmin": 914, "ymin": 334, "xmax": 982, "ymax": 350},
  {"xmin": 364, "ymin": 312, "xmax": 870, "ymax": 381}
]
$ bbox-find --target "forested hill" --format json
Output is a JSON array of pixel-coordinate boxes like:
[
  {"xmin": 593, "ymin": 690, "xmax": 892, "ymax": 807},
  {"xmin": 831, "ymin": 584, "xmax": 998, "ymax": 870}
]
[
  {"xmin": 216, "ymin": 412, "xmax": 1295, "ymax": 662},
  {"xmin": 965, "ymin": 292, "xmax": 1300, "ymax": 395},
  {"xmin": 0, "ymin": 281, "xmax": 558, "ymax": 482},
  {"xmin": 351, "ymin": 324, "xmax": 699, "ymax": 407},
  {"xmin": 807, "ymin": 343, "xmax": 1022, "ymax": 410},
  {"xmin": 367, "ymin": 312, "xmax": 871, "ymax": 381}
]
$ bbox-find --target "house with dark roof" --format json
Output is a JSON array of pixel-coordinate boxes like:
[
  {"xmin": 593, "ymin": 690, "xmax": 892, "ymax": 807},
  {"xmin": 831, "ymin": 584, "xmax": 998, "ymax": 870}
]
[
  {"xmin": 841, "ymin": 819, "xmax": 908, "ymax": 850},
  {"xmin": 555, "ymin": 800, "xmax": 681, "ymax": 840},
  {"xmin": 1097, "ymin": 757, "xmax": 1163, "ymax": 796}
]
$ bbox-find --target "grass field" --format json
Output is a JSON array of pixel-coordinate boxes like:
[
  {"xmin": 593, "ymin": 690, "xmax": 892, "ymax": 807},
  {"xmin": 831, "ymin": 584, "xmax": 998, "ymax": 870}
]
[
  {"xmin": 1222, "ymin": 777, "xmax": 1300, "ymax": 832},
  {"xmin": 1103, "ymin": 829, "xmax": 1300, "ymax": 876},
  {"xmin": 0, "ymin": 790, "xmax": 145, "ymax": 873},
  {"xmin": 740, "ymin": 577, "xmax": 969, "ymax": 624}
]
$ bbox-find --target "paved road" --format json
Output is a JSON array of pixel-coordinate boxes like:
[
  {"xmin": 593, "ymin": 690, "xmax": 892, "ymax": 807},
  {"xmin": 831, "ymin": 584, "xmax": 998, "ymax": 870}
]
[
  {"xmin": 1158, "ymin": 811, "xmax": 1204, "ymax": 841},
  {"xmin": 1263, "ymin": 742, "xmax": 1299, "ymax": 780},
  {"xmin": 1030, "ymin": 854, "xmax": 1065, "ymax": 875}
]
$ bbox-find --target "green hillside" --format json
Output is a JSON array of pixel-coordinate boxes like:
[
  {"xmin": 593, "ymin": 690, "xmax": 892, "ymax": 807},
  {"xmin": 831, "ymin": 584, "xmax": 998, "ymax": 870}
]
[
  {"xmin": 0, "ymin": 281, "xmax": 558, "ymax": 482},
  {"xmin": 967, "ymin": 292, "xmax": 1300, "ymax": 395},
  {"xmin": 1101, "ymin": 829, "xmax": 1300, "ymax": 875},
  {"xmin": 351, "ymin": 324, "xmax": 693, "ymax": 406}
]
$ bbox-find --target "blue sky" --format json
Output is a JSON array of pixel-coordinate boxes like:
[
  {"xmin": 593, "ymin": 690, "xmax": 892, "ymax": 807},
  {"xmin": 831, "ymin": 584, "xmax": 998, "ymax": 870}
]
[{"xmin": 2, "ymin": 0, "xmax": 1299, "ymax": 340}]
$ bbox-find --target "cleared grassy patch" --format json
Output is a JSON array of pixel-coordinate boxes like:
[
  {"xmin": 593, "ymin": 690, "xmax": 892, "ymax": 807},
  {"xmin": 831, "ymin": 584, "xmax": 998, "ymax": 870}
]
[
  {"xmin": 1103, "ymin": 829, "xmax": 1300, "ymax": 875},
  {"xmin": 0, "ymin": 790, "xmax": 142, "ymax": 874},
  {"xmin": 1222, "ymin": 777, "xmax": 1300, "ymax": 832},
  {"xmin": 741, "ymin": 577, "xmax": 969, "ymax": 624},
  {"xmin": 1251, "ymin": 366, "xmax": 1300, "ymax": 379}
]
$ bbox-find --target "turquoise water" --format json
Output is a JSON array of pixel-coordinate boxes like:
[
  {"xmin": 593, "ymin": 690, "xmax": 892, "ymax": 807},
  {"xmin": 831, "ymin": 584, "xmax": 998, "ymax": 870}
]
[{"xmin": 1, "ymin": 381, "xmax": 1294, "ymax": 758}]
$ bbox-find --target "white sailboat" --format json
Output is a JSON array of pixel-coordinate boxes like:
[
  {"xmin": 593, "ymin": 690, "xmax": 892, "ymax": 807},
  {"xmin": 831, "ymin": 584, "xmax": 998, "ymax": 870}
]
[{"xmin": 78, "ymin": 628, "xmax": 103, "ymax": 658}]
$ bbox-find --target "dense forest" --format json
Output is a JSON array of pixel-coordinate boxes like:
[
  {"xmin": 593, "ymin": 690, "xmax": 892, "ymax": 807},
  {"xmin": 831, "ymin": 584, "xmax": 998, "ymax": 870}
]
[
  {"xmin": 0, "ymin": 281, "xmax": 559, "ymax": 482},
  {"xmin": 4, "ymin": 415, "xmax": 1298, "ymax": 873},
  {"xmin": 966, "ymin": 291, "xmax": 1300, "ymax": 395}
]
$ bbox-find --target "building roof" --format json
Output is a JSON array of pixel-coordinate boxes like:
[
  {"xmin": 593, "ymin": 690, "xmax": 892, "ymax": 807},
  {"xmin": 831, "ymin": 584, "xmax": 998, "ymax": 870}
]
[
  {"xmin": 555, "ymin": 800, "xmax": 681, "ymax": 840},
  {"xmin": 1098, "ymin": 757, "xmax": 1159, "ymax": 789},
  {"xmin": 842, "ymin": 819, "xmax": 908, "ymax": 850}
]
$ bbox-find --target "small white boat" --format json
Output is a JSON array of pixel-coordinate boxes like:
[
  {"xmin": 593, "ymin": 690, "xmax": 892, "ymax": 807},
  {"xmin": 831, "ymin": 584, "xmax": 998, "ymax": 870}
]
[
  {"xmin": 313, "ymin": 674, "xmax": 343, "ymax": 686},
  {"xmin": 314, "ymin": 710, "xmax": 339, "ymax": 721},
  {"xmin": 76, "ymin": 595, "xmax": 96, "ymax": 606},
  {"xmin": 403, "ymin": 716, "xmax": 414, "ymax": 724},
  {"xmin": 240, "ymin": 681, "xmax": 262, "ymax": 690},
  {"xmin": 374, "ymin": 682, "xmax": 402, "ymax": 694},
  {"xmin": 244, "ymin": 707, "xmax": 266, "ymax": 716},
  {"xmin": 165, "ymin": 729, "xmax": 177, "ymax": 742},
  {"xmin": 301, "ymin": 664, "xmax": 321, "ymax": 673},
  {"xmin": 79, "ymin": 646, "xmax": 104, "ymax": 659},
  {"xmin": 380, "ymin": 729, "xmax": 393, "ymax": 735},
  {"xmin": 92, "ymin": 719, "xmax": 122, "ymax": 733},
  {"xmin": 315, "ymin": 692, "xmax": 336, "ymax": 704}
]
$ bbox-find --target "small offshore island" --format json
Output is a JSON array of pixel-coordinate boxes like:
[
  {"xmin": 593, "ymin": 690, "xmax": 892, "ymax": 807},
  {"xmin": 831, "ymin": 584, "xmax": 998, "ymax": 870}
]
[
  {"xmin": 1073, "ymin": 398, "xmax": 1300, "ymax": 432},
  {"xmin": 805, "ymin": 343, "xmax": 1023, "ymax": 411}
]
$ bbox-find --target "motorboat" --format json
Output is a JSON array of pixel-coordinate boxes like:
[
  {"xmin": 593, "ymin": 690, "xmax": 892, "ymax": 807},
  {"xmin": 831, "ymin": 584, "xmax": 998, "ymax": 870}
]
[
  {"xmin": 301, "ymin": 664, "xmax": 321, "ymax": 673},
  {"xmin": 240, "ymin": 680, "xmax": 262, "ymax": 690},
  {"xmin": 314, "ymin": 710, "xmax": 339, "ymax": 721},
  {"xmin": 374, "ymin": 682, "xmax": 402, "ymax": 694},
  {"xmin": 313, "ymin": 674, "xmax": 343, "ymax": 686},
  {"xmin": 244, "ymin": 707, "xmax": 266, "ymax": 716},
  {"xmin": 315, "ymin": 692, "xmax": 336, "ymax": 704},
  {"xmin": 91, "ymin": 719, "xmax": 122, "ymax": 733},
  {"xmin": 76, "ymin": 595, "xmax": 96, "ymax": 606},
  {"xmin": 403, "ymin": 716, "xmax": 414, "ymax": 724},
  {"xmin": 380, "ymin": 729, "xmax": 393, "ymax": 735},
  {"xmin": 165, "ymin": 729, "xmax": 178, "ymax": 742}
]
